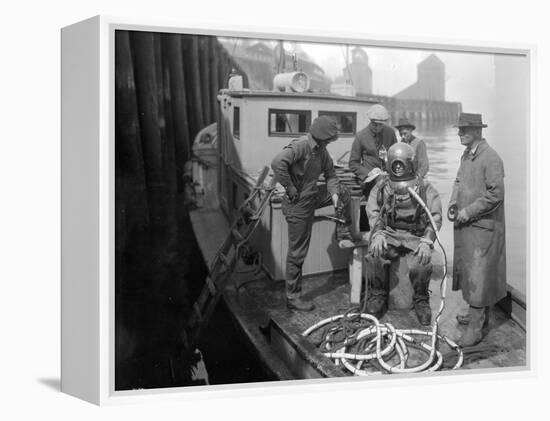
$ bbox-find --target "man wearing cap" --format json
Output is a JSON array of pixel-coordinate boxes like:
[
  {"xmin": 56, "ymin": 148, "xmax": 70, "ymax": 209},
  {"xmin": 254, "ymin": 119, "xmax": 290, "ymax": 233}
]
[
  {"xmin": 395, "ymin": 117, "xmax": 429, "ymax": 178},
  {"xmin": 271, "ymin": 116, "xmax": 349, "ymax": 311},
  {"xmin": 449, "ymin": 112, "xmax": 506, "ymax": 347},
  {"xmin": 349, "ymin": 104, "xmax": 398, "ymax": 209}
]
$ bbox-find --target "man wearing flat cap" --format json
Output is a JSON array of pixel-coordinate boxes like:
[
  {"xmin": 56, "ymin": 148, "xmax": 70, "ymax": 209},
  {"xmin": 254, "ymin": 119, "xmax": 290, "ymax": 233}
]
[
  {"xmin": 449, "ymin": 112, "xmax": 507, "ymax": 347},
  {"xmin": 349, "ymin": 104, "xmax": 398, "ymax": 206},
  {"xmin": 395, "ymin": 117, "xmax": 429, "ymax": 178},
  {"xmin": 271, "ymin": 116, "xmax": 350, "ymax": 311}
]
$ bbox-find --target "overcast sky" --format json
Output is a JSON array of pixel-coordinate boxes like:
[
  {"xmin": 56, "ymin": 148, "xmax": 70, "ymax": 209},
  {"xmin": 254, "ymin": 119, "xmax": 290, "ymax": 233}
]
[
  {"xmin": 224, "ymin": 37, "xmax": 498, "ymax": 116},
  {"xmin": 298, "ymin": 41, "xmax": 496, "ymax": 115}
]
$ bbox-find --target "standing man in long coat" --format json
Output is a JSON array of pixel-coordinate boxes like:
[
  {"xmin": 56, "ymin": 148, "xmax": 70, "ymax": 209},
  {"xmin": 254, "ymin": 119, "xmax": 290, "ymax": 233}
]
[{"xmin": 449, "ymin": 113, "xmax": 507, "ymax": 347}]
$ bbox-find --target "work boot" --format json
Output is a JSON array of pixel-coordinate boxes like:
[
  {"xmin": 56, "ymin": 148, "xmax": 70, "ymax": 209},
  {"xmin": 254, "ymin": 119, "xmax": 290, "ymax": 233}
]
[
  {"xmin": 457, "ymin": 306, "xmax": 486, "ymax": 347},
  {"xmin": 336, "ymin": 224, "xmax": 352, "ymax": 242},
  {"xmin": 286, "ymin": 297, "xmax": 315, "ymax": 312},
  {"xmin": 365, "ymin": 292, "xmax": 387, "ymax": 319},
  {"xmin": 414, "ymin": 300, "xmax": 432, "ymax": 326}
]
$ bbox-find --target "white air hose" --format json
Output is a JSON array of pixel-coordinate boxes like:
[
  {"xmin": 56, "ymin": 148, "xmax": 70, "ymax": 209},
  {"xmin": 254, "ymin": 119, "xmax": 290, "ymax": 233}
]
[{"xmin": 302, "ymin": 186, "xmax": 463, "ymax": 375}]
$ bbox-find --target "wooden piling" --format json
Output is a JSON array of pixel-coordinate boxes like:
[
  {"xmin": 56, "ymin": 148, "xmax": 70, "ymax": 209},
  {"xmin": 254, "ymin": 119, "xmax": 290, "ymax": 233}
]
[
  {"xmin": 199, "ymin": 36, "xmax": 212, "ymax": 124},
  {"xmin": 164, "ymin": 34, "xmax": 191, "ymax": 186},
  {"xmin": 182, "ymin": 35, "xmax": 204, "ymax": 137},
  {"xmin": 128, "ymin": 31, "xmax": 163, "ymax": 190},
  {"xmin": 209, "ymin": 37, "xmax": 220, "ymax": 121}
]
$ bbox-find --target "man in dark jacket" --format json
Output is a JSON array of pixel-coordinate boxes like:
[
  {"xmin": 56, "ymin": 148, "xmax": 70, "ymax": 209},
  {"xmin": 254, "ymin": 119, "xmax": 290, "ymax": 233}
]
[
  {"xmin": 365, "ymin": 143, "xmax": 442, "ymax": 324},
  {"xmin": 449, "ymin": 113, "xmax": 506, "ymax": 347},
  {"xmin": 349, "ymin": 104, "xmax": 398, "ymax": 205},
  {"xmin": 271, "ymin": 116, "xmax": 347, "ymax": 311},
  {"xmin": 394, "ymin": 117, "xmax": 429, "ymax": 178}
]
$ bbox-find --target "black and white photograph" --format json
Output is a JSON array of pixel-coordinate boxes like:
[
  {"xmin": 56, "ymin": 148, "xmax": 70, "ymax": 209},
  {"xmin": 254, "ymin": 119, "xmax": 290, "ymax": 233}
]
[
  {"xmin": 4, "ymin": 0, "xmax": 550, "ymax": 418},
  {"xmin": 114, "ymin": 29, "xmax": 528, "ymax": 390}
]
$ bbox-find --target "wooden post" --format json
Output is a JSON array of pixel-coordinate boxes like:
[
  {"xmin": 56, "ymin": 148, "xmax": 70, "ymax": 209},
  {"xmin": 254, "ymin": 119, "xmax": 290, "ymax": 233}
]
[
  {"xmin": 340, "ymin": 235, "xmax": 370, "ymax": 306},
  {"xmin": 350, "ymin": 196, "xmax": 362, "ymax": 240},
  {"xmin": 349, "ymin": 247, "xmax": 364, "ymax": 305}
]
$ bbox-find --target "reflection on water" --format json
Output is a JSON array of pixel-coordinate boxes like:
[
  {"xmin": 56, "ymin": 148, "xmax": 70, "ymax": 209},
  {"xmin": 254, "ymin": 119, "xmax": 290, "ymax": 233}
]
[{"xmin": 417, "ymin": 124, "xmax": 525, "ymax": 295}]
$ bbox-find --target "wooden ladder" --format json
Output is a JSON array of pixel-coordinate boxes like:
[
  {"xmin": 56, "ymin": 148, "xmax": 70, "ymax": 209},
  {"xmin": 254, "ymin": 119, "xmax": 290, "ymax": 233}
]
[{"xmin": 188, "ymin": 166, "xmax": 277, "ymax": 346}]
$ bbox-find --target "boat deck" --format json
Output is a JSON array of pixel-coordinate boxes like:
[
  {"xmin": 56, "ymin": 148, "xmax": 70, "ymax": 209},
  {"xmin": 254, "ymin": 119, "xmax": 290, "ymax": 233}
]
[{"xmin": 190, "ymin": 206, "xmax": 527, "ymax": 380}]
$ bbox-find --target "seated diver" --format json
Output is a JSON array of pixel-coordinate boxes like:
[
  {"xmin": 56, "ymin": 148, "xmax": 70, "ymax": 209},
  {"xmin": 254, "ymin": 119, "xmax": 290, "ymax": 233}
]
[{"xmin": 364, "ymin": 143, "xmax": 442, "ymax": 325}]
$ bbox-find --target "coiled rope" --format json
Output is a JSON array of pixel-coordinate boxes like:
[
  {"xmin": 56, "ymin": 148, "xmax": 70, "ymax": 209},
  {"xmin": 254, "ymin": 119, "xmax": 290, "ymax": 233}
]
[{"xmin": 302, "ymin": 187, "xmax": 464, "ymax": 375}]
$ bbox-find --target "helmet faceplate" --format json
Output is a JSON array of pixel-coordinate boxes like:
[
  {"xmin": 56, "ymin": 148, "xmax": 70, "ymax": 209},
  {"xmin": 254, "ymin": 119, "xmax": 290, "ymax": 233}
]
[{"xmin": 387, "ymin": 143, "xmax": 416, "ymax": 181}]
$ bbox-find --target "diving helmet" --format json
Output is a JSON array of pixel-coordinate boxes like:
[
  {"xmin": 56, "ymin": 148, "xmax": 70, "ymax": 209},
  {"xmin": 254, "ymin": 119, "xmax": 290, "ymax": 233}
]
[{"xmin": 387, "ymin": 143, "xmax": 416, "ymax": 181}]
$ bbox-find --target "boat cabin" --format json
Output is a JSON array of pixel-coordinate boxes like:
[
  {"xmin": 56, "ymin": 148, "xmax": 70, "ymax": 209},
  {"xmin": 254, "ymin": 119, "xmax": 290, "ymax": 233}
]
[{"xmin": 200, "ymin": 80, "xmax": 378, "ymax": 281}]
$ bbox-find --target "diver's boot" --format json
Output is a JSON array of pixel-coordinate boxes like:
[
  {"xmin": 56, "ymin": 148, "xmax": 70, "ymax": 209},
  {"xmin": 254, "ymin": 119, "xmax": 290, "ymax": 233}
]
[
  {"xmin": 412, "ymin": 273, "xmax": 432, "ymax": 326},
  {"xmin": 365, "ymin": 291, "xmax": 387, "ymax": 319},
  {"xmin": 414, "ymin": 299, "xmax": 432, "ymax": 326},
  {"xmin": 286, "ymin": 297, "xmax": 315, "ymax": 312},
  {"xmin": 457, "ymin": 306, "xmax": 486, "ymax": 347},
  {"xmin": 456, "ymin": 306, "xmax": 490, "ymax": 327}
]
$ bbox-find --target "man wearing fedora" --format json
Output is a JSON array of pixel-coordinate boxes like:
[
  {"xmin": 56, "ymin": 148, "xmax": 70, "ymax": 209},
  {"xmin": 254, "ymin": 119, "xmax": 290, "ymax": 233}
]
[
  {"xmin": 349, "ymin": 104, "xmax": 398, "ymax": 205},
  {"xmin": 449, "ymin": 112, "xmax": 507, "ymax": 347},
  {"xmin": 394, "ymin": 117, "xmax": 429, "ymax": 178}
]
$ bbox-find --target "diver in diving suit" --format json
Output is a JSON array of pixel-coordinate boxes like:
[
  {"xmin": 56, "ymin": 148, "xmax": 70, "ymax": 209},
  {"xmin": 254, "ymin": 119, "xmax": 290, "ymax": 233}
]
[{"xmin": 365, "ymin": 143, "xmax": 442, "ymax": 325}]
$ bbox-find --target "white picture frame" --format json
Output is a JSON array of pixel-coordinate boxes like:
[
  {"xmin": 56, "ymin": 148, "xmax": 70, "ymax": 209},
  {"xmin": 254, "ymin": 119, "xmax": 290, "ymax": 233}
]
[{"xmin": 61, "ymin": 15, "xmax": 534, "ymax": 405}]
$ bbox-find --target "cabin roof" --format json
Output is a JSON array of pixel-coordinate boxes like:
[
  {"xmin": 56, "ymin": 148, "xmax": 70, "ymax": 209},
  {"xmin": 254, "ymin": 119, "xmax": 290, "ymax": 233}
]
[{"xmin": 222, "ymin": 90, "xmax": 380, "ymax": 105}]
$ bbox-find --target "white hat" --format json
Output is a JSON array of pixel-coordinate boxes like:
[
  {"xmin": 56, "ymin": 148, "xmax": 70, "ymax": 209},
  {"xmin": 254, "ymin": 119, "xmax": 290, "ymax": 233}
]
[{"xmin": 367, "ymin": 104, "xmax": 390, "ymax": 122}]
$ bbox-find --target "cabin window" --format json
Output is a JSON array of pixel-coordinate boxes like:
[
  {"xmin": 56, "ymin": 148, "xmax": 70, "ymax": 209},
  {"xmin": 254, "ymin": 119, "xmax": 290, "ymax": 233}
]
[
  {"xmin": 318, "ymin": 111, "xmax": 357, "ymax": 135},
  {"xmin": 233, "ymin": 106, "xmax": 240, "ymax": 139},
  {"xmin": 268, "ymin": 109, "xmax": 311, "ymax": 137}
]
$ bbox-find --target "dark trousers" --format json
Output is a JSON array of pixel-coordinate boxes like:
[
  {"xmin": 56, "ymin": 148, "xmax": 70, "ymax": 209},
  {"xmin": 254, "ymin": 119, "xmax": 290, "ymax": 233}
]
[
  {"xmin": 283, "ymin": 193, "xmax": 332, "ymax": 299},
  {"xmin": 365, "ymin": 245, "xmax": 432, "ymax": 304},
  {"xmin": 283, "ymin": 185, "xmax": 352, "ymax": 299}
]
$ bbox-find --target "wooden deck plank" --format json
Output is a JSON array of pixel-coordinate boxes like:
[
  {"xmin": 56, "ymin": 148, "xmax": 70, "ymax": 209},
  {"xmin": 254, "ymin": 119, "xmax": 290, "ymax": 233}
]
[
  {"xmin": 221, "ymin": 292, "xmax": 296, "ymax": 381},
  {"xmin": 189, "ymin": 206, "xmax": 526, "ymax": 378},
  {"xmin": 232, "ymin": 268, "xmax": 527, "ymax": 375}
]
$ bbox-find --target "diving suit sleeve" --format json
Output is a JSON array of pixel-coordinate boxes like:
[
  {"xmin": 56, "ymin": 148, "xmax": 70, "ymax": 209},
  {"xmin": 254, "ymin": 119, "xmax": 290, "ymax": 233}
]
[{"xmin": 366, "ymin": 181, "xmax": 385, "ymax": 235}]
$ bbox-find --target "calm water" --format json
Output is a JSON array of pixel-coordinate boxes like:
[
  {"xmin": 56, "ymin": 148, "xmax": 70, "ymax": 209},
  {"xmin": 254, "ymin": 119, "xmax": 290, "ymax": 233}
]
[{"xmin": 418, "ymin": 125, "xmax": 526, "ymax": 295}]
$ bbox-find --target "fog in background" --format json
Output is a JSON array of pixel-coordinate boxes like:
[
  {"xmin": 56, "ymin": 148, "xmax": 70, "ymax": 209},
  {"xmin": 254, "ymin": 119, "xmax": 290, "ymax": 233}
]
[{"xmin": 299, "ymin": 42, "xmax": 494, "ymax": 113}]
